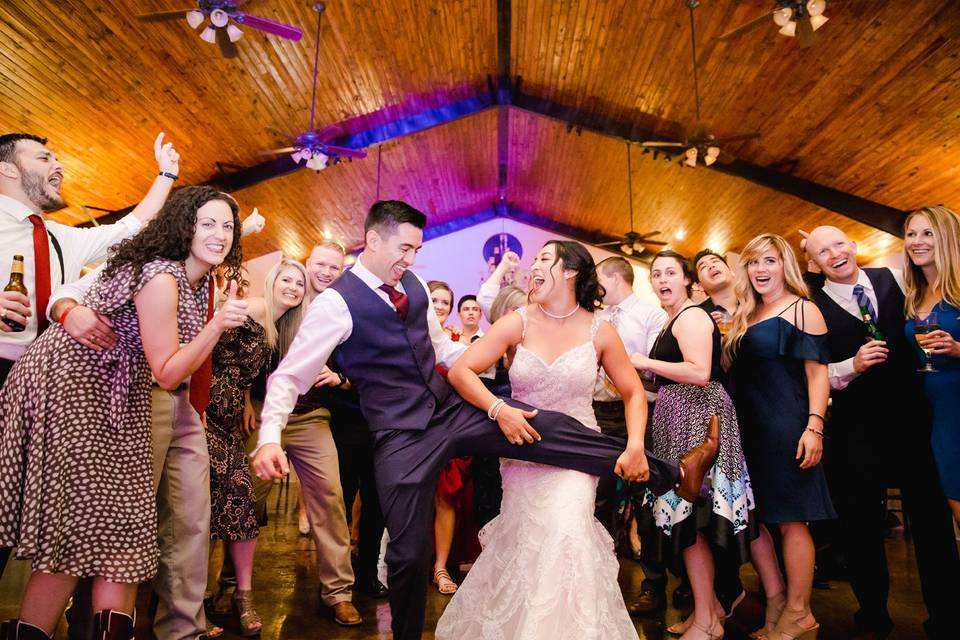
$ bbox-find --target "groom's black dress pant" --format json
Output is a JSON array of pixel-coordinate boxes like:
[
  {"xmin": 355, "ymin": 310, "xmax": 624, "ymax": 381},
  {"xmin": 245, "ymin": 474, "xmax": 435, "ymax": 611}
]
[{"xmin": 372, "ymin": 395, "xmax": 678, "ymax": 640}]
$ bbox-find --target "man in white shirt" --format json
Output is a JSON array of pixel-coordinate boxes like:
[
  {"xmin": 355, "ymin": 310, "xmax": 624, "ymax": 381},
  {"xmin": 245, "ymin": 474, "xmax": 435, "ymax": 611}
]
[
  {"xmin": 806, "ymin": 225, "xmax": 960, "ymax": 640},
  {"xmin": 251, "ymin": 201, "xmax": 666, "ymax": 640},
  {"xmin": 594, "ymin": 256, "xmax": 669, "ymax": 612},
  {"xmin": 0, "ymin": 131, "xmax": 178, "ymax": 590}
]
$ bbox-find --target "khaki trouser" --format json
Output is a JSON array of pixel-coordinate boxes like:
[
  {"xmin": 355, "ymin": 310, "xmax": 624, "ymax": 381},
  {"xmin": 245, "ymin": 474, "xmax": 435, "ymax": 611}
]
[
  {"xmin": 151, "ymin": 387, "xmax": 211, "ymax": 640},
  {"xmin": 248, "ymin": 407, "xmax": 354, "ymax": 605}
]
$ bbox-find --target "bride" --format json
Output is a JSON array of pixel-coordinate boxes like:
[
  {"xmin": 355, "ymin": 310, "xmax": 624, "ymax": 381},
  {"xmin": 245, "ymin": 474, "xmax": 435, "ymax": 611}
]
[{"xmin": 435, "ymin": 240, "xmax": 647, "ymax": 639}]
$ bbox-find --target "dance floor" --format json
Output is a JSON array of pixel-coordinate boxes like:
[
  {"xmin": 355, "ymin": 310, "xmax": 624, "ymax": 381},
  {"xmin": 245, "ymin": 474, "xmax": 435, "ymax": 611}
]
[{"xmin": 0, "ymin": 481, "xmax": 940, "ymax": 639}]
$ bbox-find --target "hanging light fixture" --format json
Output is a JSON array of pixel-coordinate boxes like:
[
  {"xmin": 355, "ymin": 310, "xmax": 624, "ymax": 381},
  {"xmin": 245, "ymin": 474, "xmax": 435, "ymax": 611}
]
[
  {"xmin": 774, "ymin": 1, "xmax": 829, "ymax": 39},
  {"xmin": 684, "ymin": 147, "xmax": 698, "ymax": 167},
  {"xmin": 185, "ymin": 10, "xmax": 204, "ymax": 29}
]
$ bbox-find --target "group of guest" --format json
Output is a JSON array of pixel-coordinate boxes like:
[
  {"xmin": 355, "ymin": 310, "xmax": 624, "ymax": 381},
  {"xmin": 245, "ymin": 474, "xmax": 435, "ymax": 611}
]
[{"xmin": 0, "ymin": 129, "xmax": 958, "ymax": 640}]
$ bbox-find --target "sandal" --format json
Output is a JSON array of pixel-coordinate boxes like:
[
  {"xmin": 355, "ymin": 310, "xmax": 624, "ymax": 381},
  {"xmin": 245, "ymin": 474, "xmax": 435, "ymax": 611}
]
[
  {"xmin": 232, "ymin": 590, "xmax": 262, "ymax": 637},
  {"xmin": 750, "ymin": 591, "xmax": 786, "ymax": 640},
  {"xmin": 433, "ymin": 568, "xmax": 458, "ymax": 595}
]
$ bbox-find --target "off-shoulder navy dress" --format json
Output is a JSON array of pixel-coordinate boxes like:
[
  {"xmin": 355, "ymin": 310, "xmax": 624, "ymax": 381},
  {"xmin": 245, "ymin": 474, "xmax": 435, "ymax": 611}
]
[{"xmin": 731, "ymin": 301, "xmax": 837, "ymax": 524}]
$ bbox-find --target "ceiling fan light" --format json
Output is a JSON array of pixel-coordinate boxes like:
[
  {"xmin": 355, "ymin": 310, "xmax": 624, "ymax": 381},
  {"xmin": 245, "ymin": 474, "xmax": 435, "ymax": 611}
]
[
  {"xmin": 773, "ymin": 7, "xmax": 793, "ymax": 27},
  {"xmin": 632, "ymin": 240, "xmax": 645, "ymax": 252},
  {"xmin": 685, "ymin": 147, "xmax": 698, "ymax": 160},
  {"xmin": 778, "ymin": 21, "xmax": 798, "ymax": 37},
  {"xmin": 806, "ymin": 0, "xmax": 826, "ymax": 17},
  {"xmin": 291, "ymin": 149, "xmax": 307, "ymax": 163},
  {"xmin": 620, "ymin": 243, "xmax": 633, "ymax": 255},
  {"xmin": 809, "ymin": 14, "xmax": 829, "ymax": 31},
  {"xmin": 707, "ymin": 146, "xmax": 720, "ymax": 158},
  {"xmin": 226, "ymin": 24, "xmax": 243, "ymax": 42},
  {"xmin": 210, "ymin": 9, "xmax": 229, "ymax": 28},
  {"xmin": 185, "ymin": 10, "xmax": 204, "ymax": 29},
  {"xmin": 199, "ymin": 26, "xmax": 217, "ymax": 43},
  {"xmin": 704, "ymin": 155, "xmax": 717, "ymax": 166}
]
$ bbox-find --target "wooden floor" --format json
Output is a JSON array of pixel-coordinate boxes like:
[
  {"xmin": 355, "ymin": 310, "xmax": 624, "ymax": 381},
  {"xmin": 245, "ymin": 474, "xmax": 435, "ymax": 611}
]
[{"xmin": 0, "ymin": 483, "xmax": 941, "ymax": 639}]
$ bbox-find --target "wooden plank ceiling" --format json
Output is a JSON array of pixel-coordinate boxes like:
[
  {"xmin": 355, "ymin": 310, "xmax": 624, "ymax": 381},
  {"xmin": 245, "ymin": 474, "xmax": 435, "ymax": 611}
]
[{"xmin": 2, "ymin": 0, "xmax": 958, "ymax": 264}]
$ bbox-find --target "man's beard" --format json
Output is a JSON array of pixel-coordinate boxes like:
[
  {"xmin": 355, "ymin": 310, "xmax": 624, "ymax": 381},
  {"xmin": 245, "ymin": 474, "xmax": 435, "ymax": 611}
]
[{"xmin": 21, "ymin": 168, "xmax": 66, "ymax": 212}]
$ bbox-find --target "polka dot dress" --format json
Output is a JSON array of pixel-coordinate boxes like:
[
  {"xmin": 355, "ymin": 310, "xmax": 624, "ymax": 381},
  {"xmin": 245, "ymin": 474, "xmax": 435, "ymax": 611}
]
[{"xmin": 0, "ymin": 259, "xmax": 208, "ymax": 583}]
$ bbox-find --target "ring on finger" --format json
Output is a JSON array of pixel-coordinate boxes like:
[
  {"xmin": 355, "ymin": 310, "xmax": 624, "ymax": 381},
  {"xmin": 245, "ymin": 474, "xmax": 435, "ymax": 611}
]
[{"xmin": 0, "ymin": 308, "xmax": 6, "ymax": 319}]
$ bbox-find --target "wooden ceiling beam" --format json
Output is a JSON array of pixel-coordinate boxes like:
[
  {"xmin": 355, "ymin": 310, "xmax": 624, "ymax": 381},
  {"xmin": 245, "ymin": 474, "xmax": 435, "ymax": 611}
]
[{"xmin": 511, "ymin": 92, "xmax": 909, "ymax": 237}]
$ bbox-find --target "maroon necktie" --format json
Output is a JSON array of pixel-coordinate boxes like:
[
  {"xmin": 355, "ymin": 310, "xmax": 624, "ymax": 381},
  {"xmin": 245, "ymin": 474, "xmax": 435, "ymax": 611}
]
[
  {"xmin": 379, "ymin": 283, "xmax": 409, "ymax": 321},
  {"xmin": 27, "ymin": 215, "xmax": 51, "ymax": 334},
  {"xmin": 189, "ymin": 279, "xmax": 215, "ymax": 417}
]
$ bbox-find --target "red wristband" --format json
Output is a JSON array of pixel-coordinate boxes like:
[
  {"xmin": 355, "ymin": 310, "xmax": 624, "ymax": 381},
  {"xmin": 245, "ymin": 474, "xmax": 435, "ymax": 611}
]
[{"xmin": 58, "ymin": 302, "xmax": 79, "ymax": 325}]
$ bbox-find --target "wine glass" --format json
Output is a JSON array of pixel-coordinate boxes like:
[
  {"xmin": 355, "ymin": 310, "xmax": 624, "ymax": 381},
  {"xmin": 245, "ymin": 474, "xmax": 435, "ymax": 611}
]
[{"xmin": 913, "ymin": 311, "xmax": 940, "ymax": 373}]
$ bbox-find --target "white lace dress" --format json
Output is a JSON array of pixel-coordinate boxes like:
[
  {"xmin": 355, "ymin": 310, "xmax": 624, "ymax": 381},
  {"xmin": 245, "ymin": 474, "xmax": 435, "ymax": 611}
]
[{"xmin": 435, "ymin": 310, "xmax": 638, "ymax": 640}]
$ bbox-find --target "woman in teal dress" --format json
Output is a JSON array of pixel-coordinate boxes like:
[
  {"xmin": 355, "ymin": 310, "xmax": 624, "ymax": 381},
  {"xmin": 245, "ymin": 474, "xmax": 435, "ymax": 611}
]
[
  {"xmin": 902, "ymin": 205, "xmax": 960, "ymax": 526},
  {"xmin": 725, "ymin": 234, "xmax": 833, "ymax": 640}
]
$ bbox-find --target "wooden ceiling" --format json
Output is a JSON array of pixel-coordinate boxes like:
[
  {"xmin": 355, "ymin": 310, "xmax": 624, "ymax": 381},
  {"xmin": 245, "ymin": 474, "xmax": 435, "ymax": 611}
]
[{"xmin": 3, "ymin": 0, "xmax": 958, "ymax": 263}]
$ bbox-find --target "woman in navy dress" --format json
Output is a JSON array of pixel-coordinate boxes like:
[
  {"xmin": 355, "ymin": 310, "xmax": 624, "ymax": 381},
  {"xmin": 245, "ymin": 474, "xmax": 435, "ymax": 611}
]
[
  {"xmin": 902, "ymin": 205, "xmax": 960, "ymax": 525},
  {"xmin": 725, "ymin": 234, "xmax": 834, "ymax": 640}
]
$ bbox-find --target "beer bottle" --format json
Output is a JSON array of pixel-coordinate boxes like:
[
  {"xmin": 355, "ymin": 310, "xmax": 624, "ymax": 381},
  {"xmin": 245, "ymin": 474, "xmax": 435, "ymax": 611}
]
[
  {"xmin": 858, "ymin": 302, "xmax": 884, "ymax": 341},
  {"xmin": 3, "ymin": 255, "xmax": 28, "ymax": 332}
]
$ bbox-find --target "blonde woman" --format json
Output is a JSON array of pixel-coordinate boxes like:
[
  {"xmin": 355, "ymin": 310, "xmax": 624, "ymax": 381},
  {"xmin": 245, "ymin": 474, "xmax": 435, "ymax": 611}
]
[
  {"xmin": 724, "ymin": 234, "xmax": 833, "ymax": 640},
  {"xmin": 903, "ymin": 206, "xmax": 960, "ymax": 524}
]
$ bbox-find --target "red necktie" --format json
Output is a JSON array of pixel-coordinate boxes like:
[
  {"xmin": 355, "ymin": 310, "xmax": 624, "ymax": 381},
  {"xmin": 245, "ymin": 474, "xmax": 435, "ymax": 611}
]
[
  {"xmin": 27, "ymin": 215, "xmax": 51, "ymax": 335},
  {"xmin": 189, "ymin": 278, "xmax": 215, "ymax": 416},
  {"xmin": 379, "ymin": 283, "xmax": 409, "ymax": 321}
]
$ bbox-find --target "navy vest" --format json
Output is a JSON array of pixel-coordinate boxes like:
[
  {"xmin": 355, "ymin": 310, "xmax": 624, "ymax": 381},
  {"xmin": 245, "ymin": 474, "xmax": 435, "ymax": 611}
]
[
  {"xmin": 329, "ymin": 269, "xmax": 451, "ymax": 432},
  {"xmin": 811, "ymin": 268, "xmax": 927, "ymax": 431}
]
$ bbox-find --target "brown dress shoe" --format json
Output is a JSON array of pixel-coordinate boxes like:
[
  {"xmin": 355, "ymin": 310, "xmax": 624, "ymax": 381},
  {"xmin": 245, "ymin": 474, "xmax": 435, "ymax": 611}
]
[
  {"xmin": 331, "ymin": 601, "xmax": 363, "ymax": 626},
  {"xmin": 676, "ymin": 415, "xmax": 720, "ymax": 502},
  {"xmin": 627, "ymin": 588, "xmax": 665, "ymax": 616}
]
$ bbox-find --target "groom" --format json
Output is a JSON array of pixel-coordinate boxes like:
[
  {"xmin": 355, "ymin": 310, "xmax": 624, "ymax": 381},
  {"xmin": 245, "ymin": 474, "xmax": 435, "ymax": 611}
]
[{"xmin": 252, "ymin": 200, "xmax": 678, "ymax": 639}]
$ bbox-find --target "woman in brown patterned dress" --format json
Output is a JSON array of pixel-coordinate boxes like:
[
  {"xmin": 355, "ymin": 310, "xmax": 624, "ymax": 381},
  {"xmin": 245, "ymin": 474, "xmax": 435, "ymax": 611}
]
[
  {"xmin": 205, "ymin": 258, "xmax": 307, "ymax": 636},
  {"xmin": 0, "ymin": 186, "xmax": 246, "ymax": 640}
]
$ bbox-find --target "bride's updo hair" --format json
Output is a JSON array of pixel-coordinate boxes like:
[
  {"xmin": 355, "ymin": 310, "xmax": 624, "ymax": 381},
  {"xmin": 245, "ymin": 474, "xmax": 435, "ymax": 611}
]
[{"xmin": 543, "ymin": 240, "xmax": 605, "ymax": 312}]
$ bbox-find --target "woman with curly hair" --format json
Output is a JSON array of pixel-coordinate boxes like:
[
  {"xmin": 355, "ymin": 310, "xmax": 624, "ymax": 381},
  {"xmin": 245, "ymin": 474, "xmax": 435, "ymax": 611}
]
[
  {"xmin": 0, "ymin": 186, "xmax": 247, "ymax": 640},
  {"xmin": 437, "ymin": 240, "xmax": 672, "ymax": 640}
]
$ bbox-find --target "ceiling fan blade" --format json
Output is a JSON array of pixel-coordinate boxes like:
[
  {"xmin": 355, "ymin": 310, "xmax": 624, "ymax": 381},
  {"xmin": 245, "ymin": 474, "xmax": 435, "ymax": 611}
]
[
  {"xmin": 797, "ymin": 17, "xmax": 818, "ymax": 48},
  {"xmin": 215, "ymin": 27, "xmax": 239, "ymax": 58},
  {"xmin": 237, "ymin": 13, "xmax": 303, "ymax": 41},
  {"xmin": 712, "ymin": 132, "xmax": 761, "ymax": 144},
  {"xmin": 135, "ymin": 10, "xmax": 192, "ymax": 22},
  {"xmin": 595, "ymin": 240, "xmax": 624, "ymax": 247},
  {"xmin": 640, "ymin": 141, "xmax": 685, "ymax": 148},
  {"xmin": 641, "ymin": 239, "xmax": 669, "ymax": 247},
  {"xmin": 320, "ymin": 145, "xmax": 367, "ymax": 159},
  {"xmin": 715, "ymin": 11, "xmax": 774, "ymax": 42},
  {"xmin": 259, "ymin": 147, "xmax": 297, "ymax": 155}
]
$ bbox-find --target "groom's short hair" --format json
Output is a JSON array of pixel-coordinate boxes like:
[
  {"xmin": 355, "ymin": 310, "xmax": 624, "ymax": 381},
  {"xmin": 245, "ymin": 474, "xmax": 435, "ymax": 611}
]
[{"xmin": 365, "ymin": 200, "xmax": 427, "ymax": 236}]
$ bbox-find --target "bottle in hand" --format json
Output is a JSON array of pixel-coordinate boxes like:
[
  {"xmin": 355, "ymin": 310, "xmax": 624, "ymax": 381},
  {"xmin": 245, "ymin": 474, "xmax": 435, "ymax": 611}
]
[{"xmin": 4, "ymin": 255, "xmax": 28, "ymax": 332}]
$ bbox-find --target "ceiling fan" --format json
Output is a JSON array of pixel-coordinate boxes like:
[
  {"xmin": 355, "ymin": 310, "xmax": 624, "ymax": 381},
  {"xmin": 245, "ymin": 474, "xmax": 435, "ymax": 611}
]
[
  {"xmin": 135, "ymin": 0, "xmax": 302, "ymax": 59},
  {"xmin": 640, "ymin": 0, "xmax": 760, "ymax": 167},
  {"xmin": 596, "ymin": 143, "xmax": 668, "ymax": 260},
  {"xmin": 705, "ymin": 0, "xmax": 857, "ymax": 51},
  {"xmin": 260, "ymin": 3, "xmax": 367, "ymax": 171}
]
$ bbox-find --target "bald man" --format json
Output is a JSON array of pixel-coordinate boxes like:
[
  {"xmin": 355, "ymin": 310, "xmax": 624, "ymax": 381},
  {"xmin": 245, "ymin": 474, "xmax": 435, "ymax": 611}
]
[{"xmin": 805, "ymin": 226, "xmax": 959, "ymax": 640}]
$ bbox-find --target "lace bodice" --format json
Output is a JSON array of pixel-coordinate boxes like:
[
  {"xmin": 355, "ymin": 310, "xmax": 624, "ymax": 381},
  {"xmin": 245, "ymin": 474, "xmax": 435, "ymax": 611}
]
[{"xmin": 508, "ymin": 308, "xmax": 601, "ymax": 431}]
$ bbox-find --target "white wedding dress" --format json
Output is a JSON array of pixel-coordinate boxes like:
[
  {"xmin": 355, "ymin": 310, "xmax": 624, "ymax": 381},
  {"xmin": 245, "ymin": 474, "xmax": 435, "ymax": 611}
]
[{"xmin": 435, "ymin": 309, "xmax": 638, "ymax": 640}]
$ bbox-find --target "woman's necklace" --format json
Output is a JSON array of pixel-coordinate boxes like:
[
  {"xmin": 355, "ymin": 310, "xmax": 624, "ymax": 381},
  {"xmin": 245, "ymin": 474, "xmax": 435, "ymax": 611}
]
[{"xmin": 538, "ymin": 303, "xmax": 579, "ymax": 319}]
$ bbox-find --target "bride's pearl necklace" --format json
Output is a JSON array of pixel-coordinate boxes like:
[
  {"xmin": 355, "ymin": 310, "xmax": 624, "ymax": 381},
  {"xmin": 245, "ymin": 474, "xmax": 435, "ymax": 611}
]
[{"xmin": 538, "ymin": 303, "xmax": 580, "ymax": 319}]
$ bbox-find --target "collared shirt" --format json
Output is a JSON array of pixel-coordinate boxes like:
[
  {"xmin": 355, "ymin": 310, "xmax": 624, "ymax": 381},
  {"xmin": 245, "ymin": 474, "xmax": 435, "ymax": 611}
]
[
  {"xmin": 0, "ymin": 194, "xmax": 141, "ymax": 361},
  {"xmin": 594, "ymin": 293, "xmax": 667, "ymax": 401},
  {"xmin": 254, "ymin": 255, "xmax": 467, "ymax": 454},
  {"xmin": 821, "ymin": 267, "xmax": 904, "ymax": 390}
]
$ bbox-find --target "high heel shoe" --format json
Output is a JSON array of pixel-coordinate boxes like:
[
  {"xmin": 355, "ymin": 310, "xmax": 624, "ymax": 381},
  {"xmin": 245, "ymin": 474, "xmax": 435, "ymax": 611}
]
[
  {"xmin": 677, "ymin": 415, "xmax": 720, "ymax": 502},
  {"xmin": 750, "ymin": 591, "xmax": 785, "ymax": 640},
  {"xmin": 232, "ymin": 590, "xmax": 262, "ymax": 637},
  {"xmin": 770, "ymin": 607, "xmax": 819, "ymax": 640}
]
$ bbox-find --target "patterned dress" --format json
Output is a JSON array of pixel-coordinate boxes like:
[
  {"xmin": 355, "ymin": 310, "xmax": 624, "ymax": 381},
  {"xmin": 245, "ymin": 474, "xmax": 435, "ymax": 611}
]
[
  {"xmin": 0, "ymin": 259, "xmax": 208, "ymax": 583},
  {"xmin": 642, "ymin": 305, "xmax": 755, "ymax": 566},
  {"xmin": 206, "ymin": 317, "xmax": 268, "ymax": 541}
]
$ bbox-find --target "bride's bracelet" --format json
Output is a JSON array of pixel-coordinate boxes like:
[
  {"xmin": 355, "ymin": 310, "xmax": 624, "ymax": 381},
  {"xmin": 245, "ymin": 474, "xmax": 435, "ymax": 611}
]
[{"xmin": 487, "ymin": 398, "xmax": 506, "ymax": 420}]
